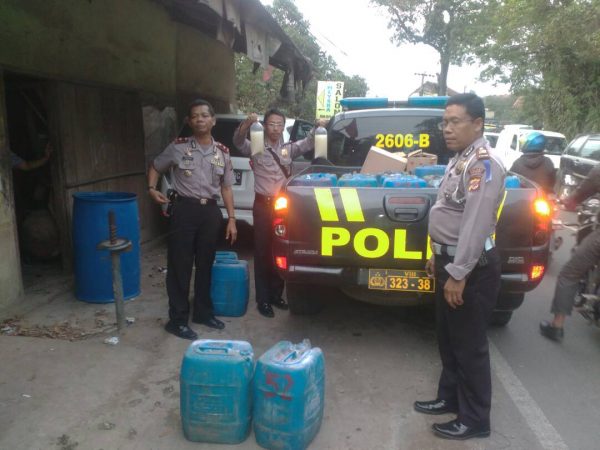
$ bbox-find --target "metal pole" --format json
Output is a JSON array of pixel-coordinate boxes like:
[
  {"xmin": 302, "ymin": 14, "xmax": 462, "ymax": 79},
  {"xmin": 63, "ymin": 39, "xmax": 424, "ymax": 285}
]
[{"xmin": 108, "ymin": 211, "xmax": 125, "ymax": 333}]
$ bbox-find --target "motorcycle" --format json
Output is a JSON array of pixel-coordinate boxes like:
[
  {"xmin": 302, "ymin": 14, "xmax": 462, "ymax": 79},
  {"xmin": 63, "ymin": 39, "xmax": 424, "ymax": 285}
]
[{"xmin": 555, "ymin": 197, "xmax": 600, "ymax": 326}]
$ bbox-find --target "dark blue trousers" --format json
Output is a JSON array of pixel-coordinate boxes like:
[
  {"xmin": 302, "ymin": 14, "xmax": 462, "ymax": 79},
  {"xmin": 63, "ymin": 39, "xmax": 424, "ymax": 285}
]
[{"xmin": 434, "ymin": 248, "xmax": 501, "ymax": 429}]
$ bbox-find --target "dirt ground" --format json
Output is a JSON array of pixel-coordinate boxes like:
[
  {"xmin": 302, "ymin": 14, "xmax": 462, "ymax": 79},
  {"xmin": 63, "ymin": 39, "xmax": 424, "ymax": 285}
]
[{"xmin": 0, "ymin": 241, "xmax": 546, "ymax": 450}]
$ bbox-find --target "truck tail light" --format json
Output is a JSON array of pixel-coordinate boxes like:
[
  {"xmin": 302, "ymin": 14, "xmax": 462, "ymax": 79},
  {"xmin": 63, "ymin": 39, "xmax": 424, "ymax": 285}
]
[
  {"xmin": 530, "ymin": 265, "xmax": 545, "ymax": 280},
  {"xmin": 274, "ymin": 195, "xmax": 288, "ymax": 212},
  {"xmin": 534, "ymin": 198, "xmax": 551, "ymax": 217},
  {"xmin": 532, "ymin": 196, "xmax": 551, "ymax": 245},
  {"xmin": 275, "ymin": 256, "xmax": 288, "ymax": 270},
  {"xmin": 273, "ymin": 195, "xmax": 288, "ymax": 238},
  {"xmin": 273, "ymin": 216, "xmax": 287, "ymax": 238}
]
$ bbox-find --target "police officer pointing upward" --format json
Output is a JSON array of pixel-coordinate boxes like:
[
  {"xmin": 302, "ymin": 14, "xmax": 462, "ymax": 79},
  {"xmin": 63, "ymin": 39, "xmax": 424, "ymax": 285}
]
[
  {"xmin": 415, "ymin": 94, "xmax": 506, "ymax": 440},
  {"xmin": 148, "ymin": 99, "xmax": 237, "ymax": 340},
  {"xmin": 234, "ymin": 109, "xmax": 324, "ymax": 318}
]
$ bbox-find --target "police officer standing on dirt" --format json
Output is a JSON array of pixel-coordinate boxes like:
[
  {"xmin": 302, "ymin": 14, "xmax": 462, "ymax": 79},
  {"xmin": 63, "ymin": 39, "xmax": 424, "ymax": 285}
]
[
  {"xmin": 233, "ymin": 110, "xmax": 324, "ymax": 318},
  {"xmin": 148, "ymin": 99, "xmax": 237, "ymax": 340},
  {"xmin": 415, "ymin": 94, "xmax": 506, "ymax": 440}
]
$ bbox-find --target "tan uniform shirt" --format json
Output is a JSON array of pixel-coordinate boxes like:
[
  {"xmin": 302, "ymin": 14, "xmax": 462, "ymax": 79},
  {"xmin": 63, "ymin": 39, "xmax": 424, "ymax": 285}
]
[
  {"xmin": 428, "ymin": 137, "xmax": 506, "ymax": 280},
  {"xmin": 152, "ymin": 137, "xmax": 233, "ymax": 199},
  {"xmin": 233, "ymin": 127, "xmax": 315, "ymax": 197}
]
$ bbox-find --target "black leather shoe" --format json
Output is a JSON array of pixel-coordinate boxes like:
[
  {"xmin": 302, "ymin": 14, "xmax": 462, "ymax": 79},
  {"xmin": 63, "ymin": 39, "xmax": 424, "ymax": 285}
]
[
  {"xmin": 270, "ymin": 298, "xmax": 289, "ymax": 310},
  {"xmin": 540, "ymin": 321, "xmax": 564, "ymax": 342},
  {"xmin": 414, "ymin": 399, "xmax": 458, "ymax": 415},
  {"xmin": 432, "ymin": 419, "xmax": 490, "ymax": 440},
  {"xmin": 164, "ymin": 322, "xmax": 198, "ymax": 340},
  {"xmin": 193, "ymin": 316, "xmax": 225, "ymax": 330},
  {"xmin": 257, "ymin": 302, "xmax": 275, "ymax": 318}
]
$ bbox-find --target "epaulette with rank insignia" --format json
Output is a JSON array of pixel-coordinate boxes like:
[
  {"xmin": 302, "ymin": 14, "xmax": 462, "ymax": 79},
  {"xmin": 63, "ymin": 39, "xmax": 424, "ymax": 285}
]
[
  {"xmin": 173, "ymin": 137, "xmax": 188, "ymax": 144},
  {"xmin": 215, "ymin": 142, "xmax": 230, "ymax": 153},
  {"xmin": 476, "ymin": 147, "xmax": 490, "ymax": 160}
]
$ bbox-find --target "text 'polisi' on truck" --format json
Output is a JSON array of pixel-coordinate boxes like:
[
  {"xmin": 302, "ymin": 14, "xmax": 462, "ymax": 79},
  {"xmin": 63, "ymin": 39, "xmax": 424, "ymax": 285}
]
[{"xmin": 273, "ymin": 96, "xmax": 552, "ymax": 326}]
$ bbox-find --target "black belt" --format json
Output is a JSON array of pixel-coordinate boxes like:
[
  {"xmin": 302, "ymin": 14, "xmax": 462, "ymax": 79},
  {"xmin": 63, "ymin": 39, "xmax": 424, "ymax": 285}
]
[
  {"xmin": 255, "ymin": 193, "xmax": 276, "ymax": 203},
  {"xmin": 177, "ymin": 196, "xmax": 217, "ymax": 206}
]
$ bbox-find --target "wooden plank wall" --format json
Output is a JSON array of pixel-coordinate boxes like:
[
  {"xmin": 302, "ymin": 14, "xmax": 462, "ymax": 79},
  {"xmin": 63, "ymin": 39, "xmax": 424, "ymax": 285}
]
[{"xmin": 53, "ymin": 82, "xmax": 160, "ymax": 264}]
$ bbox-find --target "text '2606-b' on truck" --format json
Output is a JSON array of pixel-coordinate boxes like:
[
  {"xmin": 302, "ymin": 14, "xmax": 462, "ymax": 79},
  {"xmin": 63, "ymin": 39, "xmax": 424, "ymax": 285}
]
[{"xmin": 272, "ymin": 97, "xmax": 552, "ymax": 326}]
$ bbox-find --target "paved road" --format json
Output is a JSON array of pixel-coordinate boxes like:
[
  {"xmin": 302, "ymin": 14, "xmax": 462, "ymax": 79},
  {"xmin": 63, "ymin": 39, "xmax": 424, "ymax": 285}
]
[{"xmin": 490, "ymin": 215, "xmax": 600, "ymax": 450}]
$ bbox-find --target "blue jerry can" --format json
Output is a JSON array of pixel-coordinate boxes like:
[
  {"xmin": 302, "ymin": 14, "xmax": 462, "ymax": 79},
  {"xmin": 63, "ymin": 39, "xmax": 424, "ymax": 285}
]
[
  {"xmin": 180, "ymin": 340, "xmax": 254, "ymax": 444},
  {"xmin": 414, "ymin": 164, "xmax": 447, "ymax": 178},
  {"xmin": 253, "ymin": 339, "xmax": 325, "ymax": 450},
  {"xmin": 215, "ymin": 250, "xmax": 238, "ymax": 261},
  {"xmin": 291, "ymin": 173, "xmax": 338, "ymax": 187},
  {"xmin": 505, "ymin": 175, "xmax": 521, "ymax": 188},
  {"xmin": 211, "ymin": 259, "xmax": 249, "ymax": 317},
  {"xmin": 337, "ymin": 173, "xmax": 378, "ymax": 187}
]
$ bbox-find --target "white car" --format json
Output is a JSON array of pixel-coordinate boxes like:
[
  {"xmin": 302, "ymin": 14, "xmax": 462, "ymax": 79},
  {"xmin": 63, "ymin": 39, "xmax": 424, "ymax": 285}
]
[
  {"xmin": 495, "ymin": 128, "xmax": 567, "ymax": 170},
  {"xmin": 484, "ymin": 131, "xmax": 500, "ymax": 148}
]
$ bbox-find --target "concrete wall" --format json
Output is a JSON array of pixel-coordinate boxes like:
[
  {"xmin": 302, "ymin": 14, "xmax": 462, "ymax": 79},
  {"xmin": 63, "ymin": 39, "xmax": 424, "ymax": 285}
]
[
  {"xmin": 0, "ymin": 0, "xmax": 238, "ymax": 306},
  {"xmin": 0, "ymin": 0, "xmax": 236, "ymax": 104},
  {"xmin": 0, "ymin": 72, "xmax": 23, "ymax": 310}
]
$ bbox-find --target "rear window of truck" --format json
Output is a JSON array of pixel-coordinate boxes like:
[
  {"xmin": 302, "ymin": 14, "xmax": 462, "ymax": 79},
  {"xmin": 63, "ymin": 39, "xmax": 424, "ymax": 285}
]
[{"xmin": 327, "ymin": 114, "xmax": 453, "ymax": 166}]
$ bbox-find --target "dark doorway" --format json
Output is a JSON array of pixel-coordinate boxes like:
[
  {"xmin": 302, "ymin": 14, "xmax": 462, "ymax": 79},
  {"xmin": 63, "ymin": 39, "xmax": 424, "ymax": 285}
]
[{"xmin": 4, "ymin": 73, "xmax": 62, "ymax": 286}]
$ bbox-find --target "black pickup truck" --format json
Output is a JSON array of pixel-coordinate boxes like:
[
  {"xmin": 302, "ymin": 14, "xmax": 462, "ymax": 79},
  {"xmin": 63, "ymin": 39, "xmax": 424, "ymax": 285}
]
[{"xmin": 274, "ymin": 100, "xmax": 552, "ymax": 326}]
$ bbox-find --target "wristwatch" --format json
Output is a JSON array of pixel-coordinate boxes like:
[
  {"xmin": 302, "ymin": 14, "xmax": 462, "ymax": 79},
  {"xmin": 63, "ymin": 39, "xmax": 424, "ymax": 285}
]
[{"xmin": 148, "ymin": 186, "xmax": 156, "ymax": 191}]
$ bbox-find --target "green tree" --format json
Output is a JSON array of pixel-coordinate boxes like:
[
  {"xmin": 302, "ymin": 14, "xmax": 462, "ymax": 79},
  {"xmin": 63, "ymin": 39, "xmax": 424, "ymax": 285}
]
[
  {"xmin": 235, "ymin": 0, "xmax": 368, "ymax": 119},
  {"xmin": 473, "ymin": 0, "xmax": 600, "ymax": 137},
  {"xmin": 370, "ymin": 0, "xmax": 489, "ymax": 95}
]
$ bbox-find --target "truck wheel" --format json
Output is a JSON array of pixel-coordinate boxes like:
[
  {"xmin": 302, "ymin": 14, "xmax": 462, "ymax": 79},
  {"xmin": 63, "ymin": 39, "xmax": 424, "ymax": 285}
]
[
  {"xmin": 286, "ymin": 283, "xmax": 328, "ymax": 315},
  {"xmin": 490, "ymin": 311, "xmax": 513, "ymax": 326}
]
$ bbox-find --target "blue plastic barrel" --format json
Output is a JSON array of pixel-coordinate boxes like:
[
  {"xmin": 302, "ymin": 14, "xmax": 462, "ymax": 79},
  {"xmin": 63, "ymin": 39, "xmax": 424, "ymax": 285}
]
[
  {"xmin": 505, "ymin": 175, "xmax": 521, "ymax": 188},
  {"xmin": 180, "ymin": 340, "xmax": 254, "ymax": 444},
  {"xmin": 72, "ymin": 192, "xmax": 140, "ymax": 303},
  {"xmin": 381, "ymin": 175, "xmax": 427, "ymax": 188},
  {"xmin": 211, "ymin": 259, "xmax": 249, "ymax": 317},
  {"xmin": 414, "ymin": 164, "xmax": 447, "ymax": 178},
  {"xmin": 291, "ymin": 173, "xmax": 338, "ymax": 187},
  {"xmin": 253, "ymin": 339, "xmax": 325, "ymax": 450},
  {"xmin": 337, "ymin": 173, "xmax": 378, "ymax": 187},
  {"xmin": 215, "ymin": 250, "xmax": 238, "ymax": 261}
]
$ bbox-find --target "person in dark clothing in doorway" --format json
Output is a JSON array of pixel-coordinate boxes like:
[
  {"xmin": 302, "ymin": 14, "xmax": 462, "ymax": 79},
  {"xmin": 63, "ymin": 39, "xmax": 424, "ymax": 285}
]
[{"xmin": 510, "ymin": 132, "xmax": 556, "ymax": 194}]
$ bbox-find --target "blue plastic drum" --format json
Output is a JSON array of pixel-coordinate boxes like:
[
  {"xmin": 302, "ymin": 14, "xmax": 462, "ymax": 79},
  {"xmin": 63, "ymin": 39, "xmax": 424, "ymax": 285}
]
[{"xmin": 72, "ymin": 192, "xmax": 140, "ymax": 303}]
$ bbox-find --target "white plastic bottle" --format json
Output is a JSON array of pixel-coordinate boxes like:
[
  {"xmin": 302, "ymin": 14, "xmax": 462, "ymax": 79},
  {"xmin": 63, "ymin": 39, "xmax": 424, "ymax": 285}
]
[
  {"xmin": 314, "ymin": 126, "xmax": 327, "ymax": 159},
  {"xmin": 250, "ymin": 121, "xmax": 264, "ymax": 156}
]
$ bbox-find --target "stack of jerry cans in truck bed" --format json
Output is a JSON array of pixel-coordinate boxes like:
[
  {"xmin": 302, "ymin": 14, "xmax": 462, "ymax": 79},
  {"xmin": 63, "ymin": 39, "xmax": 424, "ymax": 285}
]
[
  {"xmin": 253, "ymin": 340, "xmax": 325, "ymax": 450},
  {"xmin": 337, "ymin": 173, "xmax": 378, "ymax": 187},
  {"xmin": 211, "ymin": 252, "xmax": 249, "ymax": 317},
  {"xmin": 381, "ymin": 174, "xmax": 427, "ymax": 188},
  {"xmin": 291, "ymin": 173, "xmax": 338, "ymax": 187},
  {"xmin": 414, "ymin": 164, "xmax": 447, "ymax": 178},
  {"xmin": 180, "ymin": 340, "xmax": 254, "ymax": 444}
]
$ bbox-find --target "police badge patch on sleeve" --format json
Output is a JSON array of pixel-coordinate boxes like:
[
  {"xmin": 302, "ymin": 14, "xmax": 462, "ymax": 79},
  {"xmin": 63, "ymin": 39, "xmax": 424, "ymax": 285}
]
[{"xmin": 468, "ymin": 176, "xmax": 482, "ymax": 192}]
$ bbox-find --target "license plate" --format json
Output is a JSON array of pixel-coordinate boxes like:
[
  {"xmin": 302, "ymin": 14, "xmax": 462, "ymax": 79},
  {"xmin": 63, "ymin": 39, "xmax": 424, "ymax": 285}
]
[
  {"xmin": 234, "ymin": 170, "xmax": 242, "ymax": 185},
  {"xmin": 368, "ymin": 269, "xmax": 435, "ymax": 293}
]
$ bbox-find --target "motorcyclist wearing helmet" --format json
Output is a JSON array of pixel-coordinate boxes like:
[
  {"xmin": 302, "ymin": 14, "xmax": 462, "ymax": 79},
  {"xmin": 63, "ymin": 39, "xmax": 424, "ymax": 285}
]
[
  {"xmin": 540, "ymin": 163, "xmax": 600, "ymax": 341},
  {"xmin": 510, "ymin": 132, "xmax": 556, "ymax": 194}
]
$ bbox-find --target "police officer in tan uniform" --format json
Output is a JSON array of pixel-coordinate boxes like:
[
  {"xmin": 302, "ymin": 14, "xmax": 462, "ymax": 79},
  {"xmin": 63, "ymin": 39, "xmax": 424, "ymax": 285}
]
[
  {"xmin": 234, "ymin": 109, "xmax": 323, "ymax": 317},
  {"xmin": 148, "ymin": 99, "xmax": 237, "ymax": 340},
  {"xmin": 414, "ymin": 94, "xmax": 506, "ymax": 440}
]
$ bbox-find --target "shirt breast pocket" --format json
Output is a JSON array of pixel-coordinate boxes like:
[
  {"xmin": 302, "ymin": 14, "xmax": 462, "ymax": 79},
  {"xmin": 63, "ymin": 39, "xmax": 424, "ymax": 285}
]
[{"xmin": 212, "ymin": 165, "xmax": 225, "ymax": 184}]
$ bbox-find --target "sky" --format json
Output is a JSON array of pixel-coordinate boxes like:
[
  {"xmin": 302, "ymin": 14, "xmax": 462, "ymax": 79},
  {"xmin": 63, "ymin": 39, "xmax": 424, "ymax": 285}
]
[{"xmin": 260, "ymin": 0, "xmax": 511, "ymax": 98}]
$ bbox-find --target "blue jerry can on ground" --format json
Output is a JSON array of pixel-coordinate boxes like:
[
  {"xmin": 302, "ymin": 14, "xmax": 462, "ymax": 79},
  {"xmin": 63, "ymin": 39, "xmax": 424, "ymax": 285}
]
[
  {"xmin": 211, "ymin": 259, "xmax": 249, "ymax": 317},
  {"xmin": 215, "ymin": 250, "xmax": 238, "ymax": 261},
  {"xmin": 180, "ymin": 340, "xmax": 254, "ymax": 444},
  {"xmin": 253, "ymin": 339, "xmax": 325, "ymax": 450}
]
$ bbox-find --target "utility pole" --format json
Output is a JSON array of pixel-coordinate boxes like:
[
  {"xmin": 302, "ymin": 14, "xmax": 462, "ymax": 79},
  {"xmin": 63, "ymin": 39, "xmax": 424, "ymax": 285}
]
[{"xmin": 415, "ymin": 72, "xmax": 435, "ymax": 96}]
